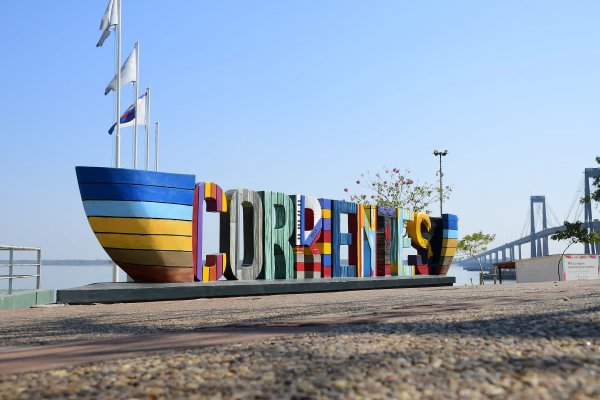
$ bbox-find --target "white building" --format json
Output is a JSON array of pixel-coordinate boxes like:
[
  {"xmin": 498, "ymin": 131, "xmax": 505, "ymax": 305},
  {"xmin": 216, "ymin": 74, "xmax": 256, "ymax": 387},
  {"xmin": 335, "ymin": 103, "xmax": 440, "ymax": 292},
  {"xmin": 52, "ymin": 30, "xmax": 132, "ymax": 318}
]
[{"xmin": 516, "ymin": 255, "xmax": 599, "ymax": 283}]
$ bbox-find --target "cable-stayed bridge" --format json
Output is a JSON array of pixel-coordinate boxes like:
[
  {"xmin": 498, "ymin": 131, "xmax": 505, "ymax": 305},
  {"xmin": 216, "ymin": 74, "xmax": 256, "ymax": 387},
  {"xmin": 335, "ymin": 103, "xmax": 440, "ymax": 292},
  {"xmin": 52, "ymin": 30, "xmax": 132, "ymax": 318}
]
[{"xmin": 461, "ymin": 168, "xmax": 600, "ymax": 269}]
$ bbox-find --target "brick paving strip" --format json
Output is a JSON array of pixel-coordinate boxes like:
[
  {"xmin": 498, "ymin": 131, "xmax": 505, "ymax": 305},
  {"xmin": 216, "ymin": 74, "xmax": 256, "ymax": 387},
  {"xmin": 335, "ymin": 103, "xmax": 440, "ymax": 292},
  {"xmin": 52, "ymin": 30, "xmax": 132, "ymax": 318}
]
[
  {"xmin": 0, "ymin": 283, "xmax": 591, "ymax": 375},
  {"xmin": 0, "ymin": 326, "xmax": 313, "ymax": 375}
]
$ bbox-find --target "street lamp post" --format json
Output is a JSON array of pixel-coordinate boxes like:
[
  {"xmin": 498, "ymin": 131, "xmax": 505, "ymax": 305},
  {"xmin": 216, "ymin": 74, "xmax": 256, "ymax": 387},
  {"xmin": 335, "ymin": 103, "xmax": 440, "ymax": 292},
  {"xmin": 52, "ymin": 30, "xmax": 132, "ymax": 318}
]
[{"xmin": 433, "ymin": 150, "xmax": 448, "ymax": 216}]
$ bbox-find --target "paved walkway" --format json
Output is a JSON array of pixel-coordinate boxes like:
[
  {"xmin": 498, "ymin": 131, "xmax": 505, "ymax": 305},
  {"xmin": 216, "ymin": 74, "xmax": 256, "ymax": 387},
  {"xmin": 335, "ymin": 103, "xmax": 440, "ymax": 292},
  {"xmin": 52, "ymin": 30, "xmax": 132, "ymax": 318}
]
[{"xmin": 0, "ymin": 281, "xmax": 598, "ymax": 399}]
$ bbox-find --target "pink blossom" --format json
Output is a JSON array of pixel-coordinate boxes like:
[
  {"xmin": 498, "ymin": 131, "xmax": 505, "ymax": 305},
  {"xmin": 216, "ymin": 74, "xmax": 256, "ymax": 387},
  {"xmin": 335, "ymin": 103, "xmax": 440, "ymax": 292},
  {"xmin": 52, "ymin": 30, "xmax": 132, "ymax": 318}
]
[
  {"xmin": 383, "ymin": 181, "xmax": 388, "ymax": 184},
  {"xmin": 343, "ymin": 188, "xmax": 348, "ymax": 192},
  {"xmin": 395, "ymin": 183, "xmax": 399, "ymax": 188},
  {"xmin": 385, "ymin": 170, "xmax": 389, "ymax": 173}
]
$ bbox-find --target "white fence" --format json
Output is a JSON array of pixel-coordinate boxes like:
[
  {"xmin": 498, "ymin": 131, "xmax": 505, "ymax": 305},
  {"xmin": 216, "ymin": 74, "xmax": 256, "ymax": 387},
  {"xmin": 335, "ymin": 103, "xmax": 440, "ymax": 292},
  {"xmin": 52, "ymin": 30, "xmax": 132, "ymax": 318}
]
[{"xmin": 0, "ymin": 245, "xmax": 41, "ymax": 294}]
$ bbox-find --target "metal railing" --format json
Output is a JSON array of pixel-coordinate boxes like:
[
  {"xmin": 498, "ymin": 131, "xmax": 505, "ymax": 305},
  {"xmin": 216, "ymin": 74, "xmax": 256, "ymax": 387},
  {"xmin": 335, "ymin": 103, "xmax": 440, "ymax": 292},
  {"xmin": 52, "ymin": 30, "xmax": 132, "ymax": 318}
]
[{"xmin": 0, "ymin": 245, "xmax": 41, "ymax": 294}]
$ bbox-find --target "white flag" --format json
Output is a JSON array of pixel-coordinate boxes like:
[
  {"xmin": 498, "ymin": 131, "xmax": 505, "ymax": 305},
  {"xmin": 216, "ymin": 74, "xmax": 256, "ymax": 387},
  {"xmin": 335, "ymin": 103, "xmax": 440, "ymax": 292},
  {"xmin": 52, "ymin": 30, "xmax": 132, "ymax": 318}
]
[
  {"xmin": 121, "ymin": 93, "xmax": 148, "ymax": 128},
  {"xmin": 97, "ymin": 0, "xmax": 118, "ymax": 48},
  {"xmin": 104, "ymin": 46, "xmax": 137, "ymax": 95},
  {"xmin": 108, "ymin": 93, "xmax": 147, "ymax": 134}
]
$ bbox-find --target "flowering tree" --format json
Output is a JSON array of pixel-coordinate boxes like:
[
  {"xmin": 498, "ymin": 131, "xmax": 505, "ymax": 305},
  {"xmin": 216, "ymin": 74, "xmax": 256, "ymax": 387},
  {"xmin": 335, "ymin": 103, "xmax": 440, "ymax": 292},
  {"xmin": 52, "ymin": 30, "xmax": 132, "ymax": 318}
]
[{"xmin": 344, "ymin": 167, "xmax": 451, "ymax": 214}]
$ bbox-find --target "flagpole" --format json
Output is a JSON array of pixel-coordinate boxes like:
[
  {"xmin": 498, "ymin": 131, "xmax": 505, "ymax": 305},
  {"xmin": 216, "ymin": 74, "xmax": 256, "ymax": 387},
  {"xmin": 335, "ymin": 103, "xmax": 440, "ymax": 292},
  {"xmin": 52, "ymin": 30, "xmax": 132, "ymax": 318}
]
[
  {"xmin": 145, "ymin": 87, "xmax": 151, "ymax": 170},
  {"xmin": 115, "ymin": 0, "xmax": 122, "ymax": 168},
  {"xmin": 155, "ymin": 121, "xmax": 159, "ymax": 172},
  {"xmin": 133, "ymin": 41, "xmax": 139, "ymax": 169}
]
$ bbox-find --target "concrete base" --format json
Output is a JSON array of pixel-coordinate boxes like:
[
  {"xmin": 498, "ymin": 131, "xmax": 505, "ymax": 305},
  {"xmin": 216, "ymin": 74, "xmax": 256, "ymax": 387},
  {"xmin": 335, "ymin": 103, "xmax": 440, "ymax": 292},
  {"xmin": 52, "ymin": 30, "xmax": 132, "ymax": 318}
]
[
  {"xmin": 56, "ymin": 276, "xmax": 455, "ymax": 305},
  {"xmin": 0, "ymin": 290, "xmax": 56, "ymax": 309}
]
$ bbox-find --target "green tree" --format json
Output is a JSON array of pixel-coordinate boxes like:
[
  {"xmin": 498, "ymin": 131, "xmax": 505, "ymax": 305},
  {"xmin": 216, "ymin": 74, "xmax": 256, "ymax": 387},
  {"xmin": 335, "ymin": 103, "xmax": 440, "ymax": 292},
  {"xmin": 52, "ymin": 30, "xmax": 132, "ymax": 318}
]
[
  {"xmin": 457, "ymin": 231, "xmax": 496, "ymax": 284},
  {"xmin": 551, "ymin": 221, "xmax": 600, "ymax": 253},
  {"xmin": 551, "ymin": 221, "xmax": 600, "ymax": 280},
  {"xmin": 344, "ymin": 167, "xmax": 451, "ymax": 214}
]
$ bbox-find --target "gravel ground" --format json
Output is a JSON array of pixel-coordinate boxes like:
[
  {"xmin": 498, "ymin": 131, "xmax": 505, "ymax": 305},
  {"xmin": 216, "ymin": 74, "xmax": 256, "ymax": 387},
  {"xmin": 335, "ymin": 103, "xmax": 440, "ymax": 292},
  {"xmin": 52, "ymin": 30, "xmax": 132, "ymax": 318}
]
[{"xmin": 0, "ymin": 280, "xmax": 598, "ymax": 399}]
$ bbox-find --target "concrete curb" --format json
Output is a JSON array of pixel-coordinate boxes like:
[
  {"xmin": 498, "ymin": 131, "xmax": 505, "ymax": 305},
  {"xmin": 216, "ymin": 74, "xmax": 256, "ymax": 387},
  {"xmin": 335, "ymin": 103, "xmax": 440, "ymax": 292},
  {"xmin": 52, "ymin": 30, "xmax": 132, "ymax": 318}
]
[
  {"xmin": 0, "ymin": 290, "xmax": 55, "ymax": 309},
  {"xmin": 57, "ymin": 276, "xmax": 455, "ymax": 304}
]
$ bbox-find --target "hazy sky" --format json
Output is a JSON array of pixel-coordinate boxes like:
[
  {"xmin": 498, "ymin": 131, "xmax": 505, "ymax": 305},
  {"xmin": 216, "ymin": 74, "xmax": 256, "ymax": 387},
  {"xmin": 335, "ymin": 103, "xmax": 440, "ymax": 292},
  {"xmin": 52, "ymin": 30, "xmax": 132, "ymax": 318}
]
[{"xmin": 0, "ymin": 1, "xmax": 598, "ymax": 258}]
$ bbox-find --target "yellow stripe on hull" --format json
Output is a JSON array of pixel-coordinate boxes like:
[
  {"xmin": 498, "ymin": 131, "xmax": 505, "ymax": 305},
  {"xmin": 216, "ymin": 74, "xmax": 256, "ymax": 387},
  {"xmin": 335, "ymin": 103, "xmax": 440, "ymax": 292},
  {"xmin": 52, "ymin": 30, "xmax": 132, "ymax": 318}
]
[
  {"xmin": 441, "ymin": 248, "xmax": 457, "ymax": 257},
  {"xmin": 441, "ymin": 238, "xmax": 458, "ymax": 249},
  {"xmin": 89, "ymin": 217, "xmax": 192, "ymax": 236},
  {"xmin": 96, "ymin": 233, "xmax": 192, "ymax": 251}
]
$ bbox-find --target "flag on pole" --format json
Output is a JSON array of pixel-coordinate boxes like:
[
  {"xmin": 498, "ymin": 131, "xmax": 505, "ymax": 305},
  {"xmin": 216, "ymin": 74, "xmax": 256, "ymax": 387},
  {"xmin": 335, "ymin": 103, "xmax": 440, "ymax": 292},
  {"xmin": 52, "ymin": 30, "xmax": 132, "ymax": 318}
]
[
  {"xmin": 108, "ymin": 93, "xmax": 147, "ymax": 134},
  {"xmin": 104, "ymin": 46, "xmax": 137, "ymax": 95},
  {"xmin": 97, "ymin": 0, "xmax": 118, "ymax": 48}
]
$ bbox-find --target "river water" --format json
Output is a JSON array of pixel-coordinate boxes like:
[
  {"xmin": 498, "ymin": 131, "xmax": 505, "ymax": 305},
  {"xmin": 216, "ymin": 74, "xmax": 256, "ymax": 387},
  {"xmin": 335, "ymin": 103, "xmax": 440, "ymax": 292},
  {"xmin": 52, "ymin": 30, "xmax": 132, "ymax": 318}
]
[
  {"xmin": 448, "ymin": 264, "xmax": 485, "ymax": 286},
  {"xmin": 3, "ymin": 264, "xmax": 124, "ymax": 291},
  {"xmin": 2, "ymin": 263, "xmax": 510, "ymax": 291}
]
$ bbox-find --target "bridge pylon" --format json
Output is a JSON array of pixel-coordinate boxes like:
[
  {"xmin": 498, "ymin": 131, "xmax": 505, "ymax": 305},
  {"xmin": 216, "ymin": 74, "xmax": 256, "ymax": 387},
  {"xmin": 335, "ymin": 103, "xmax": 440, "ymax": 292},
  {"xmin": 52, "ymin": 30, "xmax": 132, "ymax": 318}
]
[
  {"xmin": 530, "ymin": 196, "xmax": 549, "ymax": 257},
  {"xmin": 584, "ymin": 168, "xmax": 600, "ymax": 255}
]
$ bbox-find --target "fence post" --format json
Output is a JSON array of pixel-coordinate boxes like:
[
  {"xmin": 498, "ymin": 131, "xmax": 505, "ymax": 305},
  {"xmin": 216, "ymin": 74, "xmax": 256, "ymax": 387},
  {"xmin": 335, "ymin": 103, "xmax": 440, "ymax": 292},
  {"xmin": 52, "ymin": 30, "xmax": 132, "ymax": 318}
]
[
  {"xmin": 8, "ymin": 249, "xmax": 13, "ymax": 294},
  {"xmin": 36, "ymin": 249, "xmax": 42, "ymax": 290},
  {"xmin": 112, "ymin": 263, "xmax": 120, "ymax": 283}
]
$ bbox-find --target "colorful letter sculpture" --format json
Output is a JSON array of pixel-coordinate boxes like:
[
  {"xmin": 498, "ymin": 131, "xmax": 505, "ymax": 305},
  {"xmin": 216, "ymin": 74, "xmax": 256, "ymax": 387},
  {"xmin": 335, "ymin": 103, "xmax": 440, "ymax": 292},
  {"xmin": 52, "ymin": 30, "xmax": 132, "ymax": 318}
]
[
  {"xmin": 260, "ymin": 191, "xmax": 294, "ymax": 280},
  {"xmin": 427, "ymin": 214, "xmax": 458, "ymax": 275},
  {"xmin": 220, "ymin": 189, "xmax": 264, "ymax": 280},
  {"xmin": 76, "ymin": 166, "xmax": 458, "ymax": 283},
  {"xmin": 357, "ymin": 205, "xmax": 377, "ymax": 277},
  {"xmin": 332, "ymin": 200, "xmax": 359, "ymax": 277},
  {"xmin": 317, "ymin": 199, "xmax": 333, "ymax": 278},
  {"xmin": 292, "ymin": 195, "xmax": 323, "ymax": 279},
  {"xmin": 376, "ymin": 206, "xmax": 396, "ymax": 277},
  {"xmin": 407, "ymin": 212, "xmax": 432, "ymax": 274},
  {"xmin": 392, "ymin": 208, "xmax": 414, "ymax": 276},
  {"xmin": 193, "ymin": 182, "xmax": 228, "ymax": 281}
]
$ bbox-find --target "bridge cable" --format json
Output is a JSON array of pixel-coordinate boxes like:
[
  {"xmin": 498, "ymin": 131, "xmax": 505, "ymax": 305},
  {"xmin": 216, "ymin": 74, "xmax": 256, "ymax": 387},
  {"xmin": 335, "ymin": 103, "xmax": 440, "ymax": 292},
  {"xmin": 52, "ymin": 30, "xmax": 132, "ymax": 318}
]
[
  {"xmin": 547, "ymin": 204, "xmax": 561, "ymax": 228},
  {"xmin": 565, "ymin": 176, "xmax": 585, "ymax": 222},
  {"xmin": 534, "ymin": 204, "xmax": 542, "ymax": 233},
  {"xmin": 520, "ymin": 208, "xmax": 530, "ymax": 239},
  {"xmin": 574, "ymin": 199, "xmax": 584, "ymax": 222}
]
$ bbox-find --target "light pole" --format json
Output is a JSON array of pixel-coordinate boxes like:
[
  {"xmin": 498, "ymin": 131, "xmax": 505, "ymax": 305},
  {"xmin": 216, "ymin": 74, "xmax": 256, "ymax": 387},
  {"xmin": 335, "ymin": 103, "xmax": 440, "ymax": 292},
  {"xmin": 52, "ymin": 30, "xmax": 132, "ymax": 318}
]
[{"xmin": 433, "ymin": 150, "xmax": 448, "ymax": 216}]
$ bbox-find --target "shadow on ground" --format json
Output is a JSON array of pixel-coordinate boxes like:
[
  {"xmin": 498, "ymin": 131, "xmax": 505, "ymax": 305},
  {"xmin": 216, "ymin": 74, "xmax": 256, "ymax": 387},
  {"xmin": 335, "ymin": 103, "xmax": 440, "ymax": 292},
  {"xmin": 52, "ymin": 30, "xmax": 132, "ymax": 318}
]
[{"xmin": 1, "ymin": 302, "xmax": 598, "ymax": 348}]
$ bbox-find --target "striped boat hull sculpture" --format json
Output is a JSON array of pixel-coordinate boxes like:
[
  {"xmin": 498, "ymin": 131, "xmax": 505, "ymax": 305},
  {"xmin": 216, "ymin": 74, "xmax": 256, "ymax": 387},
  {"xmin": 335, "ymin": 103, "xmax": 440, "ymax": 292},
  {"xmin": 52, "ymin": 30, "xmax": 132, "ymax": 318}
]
[
  {"xmin": 77, "ymin": 166, "xmax": 195, "ymax": 282},
  {"xmin": 76, "ymin": 166, "xmax": 458, "ymax": 283}
]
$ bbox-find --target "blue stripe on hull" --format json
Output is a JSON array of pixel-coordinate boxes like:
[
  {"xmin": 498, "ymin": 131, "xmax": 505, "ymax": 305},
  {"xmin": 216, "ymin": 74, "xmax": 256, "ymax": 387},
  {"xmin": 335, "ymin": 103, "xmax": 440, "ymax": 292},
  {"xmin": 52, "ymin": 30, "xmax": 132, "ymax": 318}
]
[
  {"xmin": 83, "ymin": 200, "xmax": 193, "ymax": 220},
  {"xmin": 443, "ymin": 220, "xmax": 458, "ymax": 230},
  {"xmin": 443, "ymin": 229, "xmax": 458, "ymax": 239},
  {"xmin": 79, "ymin": 183, "xmax": 193, "ymax": 205},
  {"xmin": 76, "ymin": 166, "xmax": 195, "ymax": 189},
  {"xmin": 442, "ymin": 214, "xmax": 458, "ymax": 222}
]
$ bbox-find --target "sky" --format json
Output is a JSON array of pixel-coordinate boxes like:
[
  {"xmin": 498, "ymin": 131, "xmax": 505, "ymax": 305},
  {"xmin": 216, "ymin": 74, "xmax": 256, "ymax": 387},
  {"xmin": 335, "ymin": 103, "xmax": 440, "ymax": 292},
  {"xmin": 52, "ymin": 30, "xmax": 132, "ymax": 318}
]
[{"xmin": 0, "ymin": 1, "xmax": 599, "ymax": 259}]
